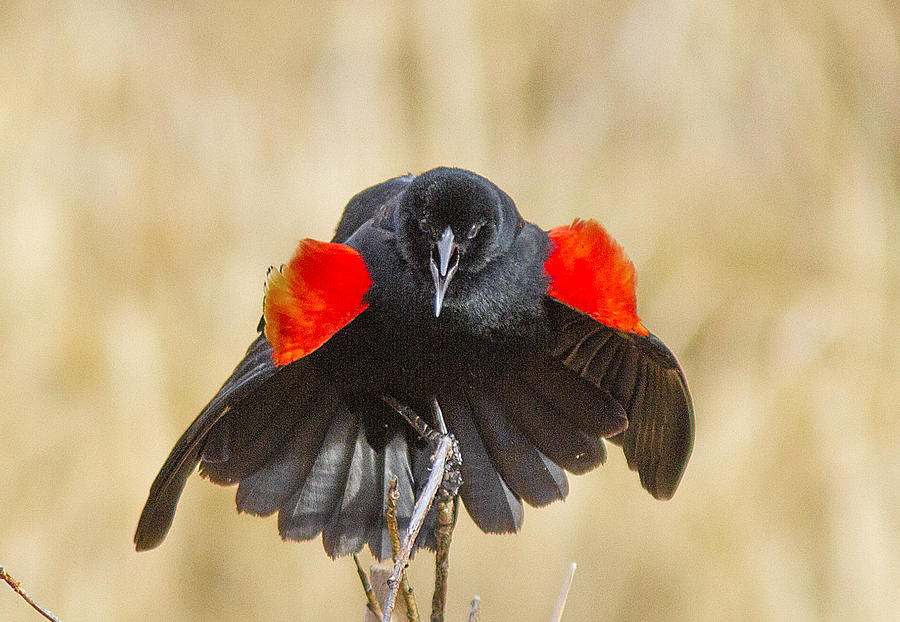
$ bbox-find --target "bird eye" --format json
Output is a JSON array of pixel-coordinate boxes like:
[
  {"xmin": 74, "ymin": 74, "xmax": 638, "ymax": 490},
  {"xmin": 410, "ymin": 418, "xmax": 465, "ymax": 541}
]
[
  {"xmin": 467, "ymin": 223, "xmax": 482, "ymax": 239},
  {"xmin": 419, "ymin": 218, "xmax": 430, "ymax": 233}
]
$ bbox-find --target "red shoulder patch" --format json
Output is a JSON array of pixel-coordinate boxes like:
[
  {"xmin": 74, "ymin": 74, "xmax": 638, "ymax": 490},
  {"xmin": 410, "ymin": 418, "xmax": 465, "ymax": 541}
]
[
  {"xmin": 546, "ymin": 219, "xmax": 648, "ymax": 336},
  {"xmin": 263, "ymin": 239, "xmax": 372, "ymax": 366}
]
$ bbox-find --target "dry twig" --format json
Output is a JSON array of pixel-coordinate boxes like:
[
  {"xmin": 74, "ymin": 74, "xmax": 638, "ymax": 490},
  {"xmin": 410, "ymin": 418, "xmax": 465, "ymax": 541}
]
[
  {"xmin": 381, "ymin": 397, "xmax": 441, "ymax": 445},
  {"xmin": 353, "ymin": 554, "xmax": 384, "ymax": 620},
  {"xmin": 429, "ymin": 491, "xmax": 454, "ymax": 622},
  {"xmin": 386, "ymin": 477, "xmax": 419, "ymax": 622},
  {"xmin": 365, "ymin": 565, "xmax": 410, "ymax": 622},
  {"xmin": 0, "ymin": 565, "xmax": 61, "ymax": 622},
  {"xmin": 382, "ymin": 434, "xmax": 453, "ymax": 622},
  {"xmin": 467, "ymin": 595, "xmax": 481, "ymax": 622},
  {"xmin": 550, "ymin": 562, "xmax": 577, "ymax": 622},
  {"xmin": 376, "ymin": 397, "xmax": 461, "ymax": 622},
  {"xmin": 428, "ymin": 398, "xmax": 459, "ymax": 622}
]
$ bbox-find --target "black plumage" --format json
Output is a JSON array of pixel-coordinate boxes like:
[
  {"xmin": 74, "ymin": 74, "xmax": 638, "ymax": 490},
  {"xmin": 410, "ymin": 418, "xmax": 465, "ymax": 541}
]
[{"xmin": 135, "ymin": 166, "xmax": 694, "ymax": 557}]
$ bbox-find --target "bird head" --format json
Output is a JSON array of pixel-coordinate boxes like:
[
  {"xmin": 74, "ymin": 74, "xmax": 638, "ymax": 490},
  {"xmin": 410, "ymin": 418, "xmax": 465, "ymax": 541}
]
[{"xmin": 396, "ymin": 167, "xmax": 523, "ymax": 317}]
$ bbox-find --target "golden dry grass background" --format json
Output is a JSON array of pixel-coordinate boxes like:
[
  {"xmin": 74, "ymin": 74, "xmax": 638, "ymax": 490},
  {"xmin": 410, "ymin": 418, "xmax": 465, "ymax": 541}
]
[{"xmin": 1, "ymin": 2, "xmax": 898, "ymax": 620}]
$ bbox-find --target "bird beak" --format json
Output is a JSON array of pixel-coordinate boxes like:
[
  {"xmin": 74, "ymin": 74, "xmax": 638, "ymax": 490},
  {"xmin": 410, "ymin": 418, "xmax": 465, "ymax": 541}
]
[{"xmin": 429, "ymin": 226, "xmax": 459, "ymax": 317}]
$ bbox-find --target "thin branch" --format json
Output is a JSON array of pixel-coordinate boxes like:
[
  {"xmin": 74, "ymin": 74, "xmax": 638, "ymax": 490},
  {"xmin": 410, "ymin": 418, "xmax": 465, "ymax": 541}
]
[
  {"xmin": 429, "ymin": 396, "xmax": 462, "ymax": 622},
  {"xmin": 382, "ymin": 435, "xmax": 453, "ymax": 622},
  {"xmin": 386, "ymin": 477, "xmax": 419, "ymax": 622},
  {"xmin": 429, "ymin": 399, "xmax": 462, "ymax": 500},
  {"xmin": 0, "ymin": 566, "xmax": 61, "ymax": 622},
  {"xmin": 366, "ymin": 565, "xmax": 406, "ymax": 622},
  {"xmin": 353, "ymin": 554, "xmax": 384, "ymax": 620},
  {"xmin": 550, "ymin": 562, "xmax": 577, "ymax": 622},
  {"xmin": 429, "ymin": 493, "xmax": 455, "ymax": 622},
  {"xmin": 381, "ymin": 397, "xmax": 461, "ymax": 622},
  {"xmin": 385, "ymin": 477, "xmax": 404, "ymax": 563},
  {"xmin": 382, "ymin": 396, "xmax": 440, "ymax": 444},
  {"xmin": 467, "ymin": 596, "xmax": 481, "ymax": 622}
]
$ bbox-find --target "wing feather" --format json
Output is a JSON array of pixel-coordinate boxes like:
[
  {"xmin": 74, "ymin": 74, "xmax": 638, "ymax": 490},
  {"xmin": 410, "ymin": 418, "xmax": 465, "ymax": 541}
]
[
  {"xmin": 134, "ymin": 334, "xmax": 276, "ymax": 551},
  {"xmin": 545, "ymin": 298, "xmax": 694, "ymax": 499}
]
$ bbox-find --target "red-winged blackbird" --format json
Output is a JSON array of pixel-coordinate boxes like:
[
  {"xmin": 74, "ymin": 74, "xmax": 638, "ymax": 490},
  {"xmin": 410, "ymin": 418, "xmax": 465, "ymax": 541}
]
[{"xmin": 135, "ymin": 167, "xmax": 694, "ymax": 559}]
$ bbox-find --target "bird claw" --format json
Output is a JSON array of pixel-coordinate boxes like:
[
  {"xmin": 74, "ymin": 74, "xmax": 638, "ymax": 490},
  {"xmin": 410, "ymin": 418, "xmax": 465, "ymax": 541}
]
[
  {"xmin": 441, "ymin": 435, "xmax": 462, "ymax": 499},
  {"xmin": 382, "ymin": 394, "xmax": 464, "ymax": 498}
]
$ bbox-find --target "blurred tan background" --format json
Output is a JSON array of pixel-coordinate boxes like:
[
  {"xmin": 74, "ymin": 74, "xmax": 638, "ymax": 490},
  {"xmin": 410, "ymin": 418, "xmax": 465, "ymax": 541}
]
[{"xmin": 1, "ymin": 1, "xmax": 898, "ymax": 620}]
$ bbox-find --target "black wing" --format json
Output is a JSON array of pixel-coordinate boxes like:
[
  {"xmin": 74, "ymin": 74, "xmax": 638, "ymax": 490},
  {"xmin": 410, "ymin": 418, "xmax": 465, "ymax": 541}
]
[
  {"xmin": 332, "ymin": 173, "xmax": 413, "ymax": 242},
  {"xmin": 134, "ymin": 334, "xmax": 276, "ymax": 550},
  {"xmin": 135, "ymin": 178, "xmax": 417, "ymax": 556},
  {"xmin": 544, "ymin": 298, "xmax": 694, "ymax": 499}
]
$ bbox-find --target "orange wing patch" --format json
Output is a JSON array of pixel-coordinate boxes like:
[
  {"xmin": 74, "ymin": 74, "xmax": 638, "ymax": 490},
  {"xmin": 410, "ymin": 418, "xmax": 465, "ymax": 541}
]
[
  {"xmin": 546, "ymin": 219, "xmax": 648, "ymax": 336},
  {"xmin": 264, "ymin": 239, "xmax": 372, "ymax": 366}
]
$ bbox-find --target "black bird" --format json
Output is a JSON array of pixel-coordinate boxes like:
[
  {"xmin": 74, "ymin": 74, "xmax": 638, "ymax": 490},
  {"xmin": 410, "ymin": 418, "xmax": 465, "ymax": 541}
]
[{"xmin": 135, "ymin": 167, "xmax": 694, "ymax": 559}]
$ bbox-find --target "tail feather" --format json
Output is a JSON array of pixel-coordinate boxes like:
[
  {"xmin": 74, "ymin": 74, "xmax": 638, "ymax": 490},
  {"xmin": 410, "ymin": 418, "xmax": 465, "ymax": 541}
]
[
  {"xmin": 368, "ymin": 433, "xmax": 416, "ymax": 560},
  {"xmin": 323, "ymin": 421, "xmax": 381, "ymax": 557},
  {"xmin": 441, "ymin": 386, "xmax": 523, "ymax": 534},
  {"xmin": 233, "ymin": 387, "xmax": 335, "ymax": 516},
  {"xmin": 223, "ymin": 390, "xmax": 432, "ymax": 559},
  {"xmin": 469, "ymin": 381, "xmax": 568, "ymax": 507},
  {"xmin": 278, "ymin": 407, "xmax": 359, "ymax": 542},
  {"xmin": 537, "ymin": 452, "xmax": 569, "ymax": 500}
]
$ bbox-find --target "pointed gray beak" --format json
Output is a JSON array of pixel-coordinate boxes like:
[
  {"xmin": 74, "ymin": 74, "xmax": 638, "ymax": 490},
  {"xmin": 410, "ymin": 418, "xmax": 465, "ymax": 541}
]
[{"xmin": 429, "ymin": 225, "xmax": 459, "ymax": 317}]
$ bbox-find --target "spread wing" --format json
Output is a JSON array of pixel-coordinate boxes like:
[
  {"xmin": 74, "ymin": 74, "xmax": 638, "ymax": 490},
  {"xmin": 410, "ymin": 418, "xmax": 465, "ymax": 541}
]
[
  {"xmin": 544, "ymin": 298, "xmax": 694, "ymax": 499},
  {"xmin": 543, "ymin": 219, "xmax": 694, "ymax": 498},
  {"xmin": 136, "ymin": 241, "xmax": 379, "ymax": 552},
  {"xmin": 134, "ymin": 333, "xmax": 276, "ymax": 550}
]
